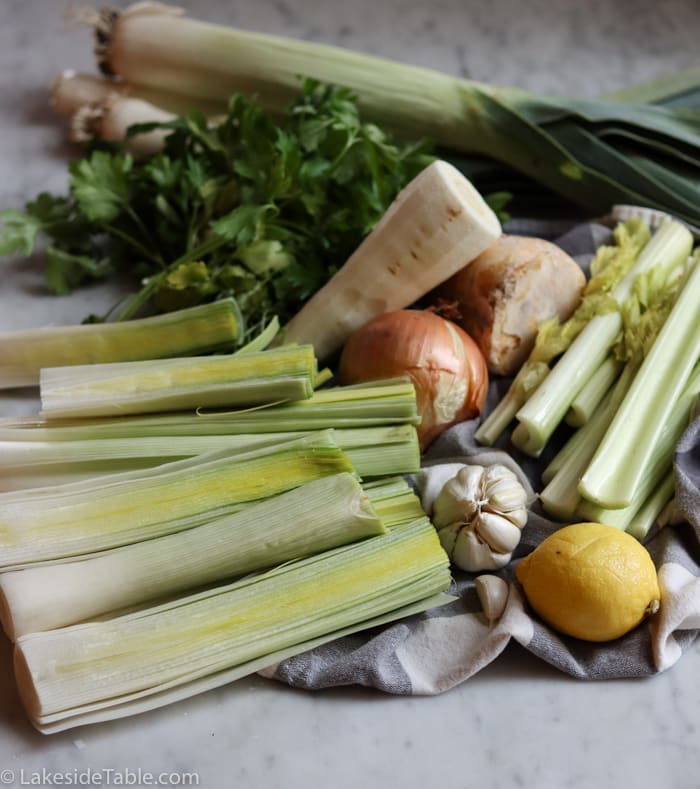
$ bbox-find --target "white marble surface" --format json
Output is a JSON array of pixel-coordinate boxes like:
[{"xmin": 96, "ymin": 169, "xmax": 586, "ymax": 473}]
[{"xmin": 1, "ymin": 1, "xmax": 700, "ymax": 787}]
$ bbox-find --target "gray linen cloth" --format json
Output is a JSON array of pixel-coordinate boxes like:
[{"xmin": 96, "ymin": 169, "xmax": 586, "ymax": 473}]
[{"xmin": 260, "ymin": 218, "xmax": 700, "ymax": 692}]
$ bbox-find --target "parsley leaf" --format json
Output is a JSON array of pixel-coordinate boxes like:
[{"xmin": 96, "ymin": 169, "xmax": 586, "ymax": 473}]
[{"xmin": 0, "ymin": 80, "xmax": 435, "ymax": 338}]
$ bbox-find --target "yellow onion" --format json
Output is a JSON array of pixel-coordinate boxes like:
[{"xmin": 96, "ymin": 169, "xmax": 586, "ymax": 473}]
[{"xmin": 338, "ymin": 310, "xmax": 488, "ymax": 449}]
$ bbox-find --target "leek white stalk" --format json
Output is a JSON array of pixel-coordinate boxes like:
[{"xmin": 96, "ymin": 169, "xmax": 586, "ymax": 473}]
[
  {"xmin": 39, "ymin": 344, "xmax": 317, "ymax": 418},
  {"xmin": 283, "ymin": 159, "xmax": 501, "ymax": 360},
  {"xmin": 580, "ymin": 251, "xmax": 700, "ymax": 508},
  {"xmin": 14, "ymin": 516, "xmax": 451, "ymax": 731},
  {"xmin": 0, "ymin": 472, "xmax": 384, "ymax": 640},
  {"xmin": 0, "ymin": 424, "xmax": 420, "ymax": 491},
  {"xmin": 0, "ymin": 299, "xmax": 240, "ymax": 390},
  {"xmin": 513, "ymin": 219, "xmax": 693, "ymax": 456},
  {"xmin": 0, "ymin": 432, "xmax": 353, "ymax": 568}
]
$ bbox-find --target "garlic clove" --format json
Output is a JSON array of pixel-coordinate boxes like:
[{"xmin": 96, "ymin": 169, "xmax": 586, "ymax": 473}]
[
  {"xmin": 483, "ymin": 501, "xmax": 528, "ymax": 529},
  {"xmin": 432, "ymin": 465, "xmax": 482, "ymax": 528},
  {"xmin": 476, "ymin": 512, "xmax": 523, "ymax": 553},
  {"xmin": 483, "ymin": 465, "xmax": 528, "ymax": 512},
  {"xmin": 435, "ymin": 521, "xmax": 461, "ymax": 559},
  {"xmin": 475, "ymin": 574, "xmax": 510, "ymax": 623},
  {"xmin": 452, "ymin": 528, "xmax": 511, "ymax": 572}
]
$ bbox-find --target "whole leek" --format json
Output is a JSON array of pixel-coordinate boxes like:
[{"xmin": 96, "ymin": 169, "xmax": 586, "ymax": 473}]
[{"xmin": 93, "ymin": 3, "xmax": 700, "ymax": 224}]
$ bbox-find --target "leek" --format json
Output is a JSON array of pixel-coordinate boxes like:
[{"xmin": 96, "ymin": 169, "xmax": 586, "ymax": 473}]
[
  {"xmin": 0, "ymin": 299, "xmax": 240, "ymax": 390},
  {"xmin": 579, "ymin": 250, "xmax": 700, "ymax": 508},
  {"xmin": 0, "ymin": 472, "xmax": 385, "ymax": 640},
  {"xmin": 91, "ymin": 3, "xmax": 700, "ymax": 225},
  {"xmin": 0, "ymin": 379, "xmax": 420, "ymax": 436},
  {"xmin": 0, "ymin": 432, "xmax": 354, "ymax": 567},
  {"xmin": 0, "ymin": 424, "xmax": 420, "ymax": 491},
  {"xmin": 38, "ymin": 344, "xmax": 317, "ymax": 418},
  {"xmin": 14, "ymin": 516, "xmax": 451, "ymax": 731},
  {"xmin": 512, "ymin": 218, "xmax": 693, "ymax": 456}
]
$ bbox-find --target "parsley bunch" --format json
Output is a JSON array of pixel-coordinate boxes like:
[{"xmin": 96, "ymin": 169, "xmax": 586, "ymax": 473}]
[{"xmin": 0, "ymin": 81, "xmax": 433, "ymax": 339}]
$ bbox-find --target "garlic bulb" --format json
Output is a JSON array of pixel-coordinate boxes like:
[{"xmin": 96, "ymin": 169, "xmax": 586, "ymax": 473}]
[{"xmin": 431, "ymin": 464, "xmax": 528, "ymax": 572}]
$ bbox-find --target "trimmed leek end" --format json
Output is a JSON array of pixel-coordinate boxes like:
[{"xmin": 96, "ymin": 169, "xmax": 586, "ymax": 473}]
[
  {"xmin": 0, "ymin": 432, "xmax": 354, "ymax": 568},
  {"xmin": 0, "ymin": 299, "xmax": 241, "ymax": 390},
  {"xmin": 39, "ymin": 344, "xmax": 318, "ymax": 418},
  {"xmin": 14, "ymin": 516, "xmax": 450, "ymax": 729},
  {"xmin": 0, "ymin": 472, "xmax": 384, "ymax": 640}
]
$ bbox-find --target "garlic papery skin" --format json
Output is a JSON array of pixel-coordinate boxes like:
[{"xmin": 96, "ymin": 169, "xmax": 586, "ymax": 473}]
[{"xmin": 431, "ymin": 463, "xmax": 528, "ymax": 572}]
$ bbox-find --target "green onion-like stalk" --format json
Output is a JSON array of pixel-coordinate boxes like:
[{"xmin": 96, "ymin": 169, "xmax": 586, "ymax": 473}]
[
  {"xmin": 0, "ymin": 299, "xmax": 240, "ymax": 390},
  {"xmin": 91, "ymin": 3, "xmax": 700, "ymax": 224},
  {"xmin": 38, "ymin": 344, "xmax": 317, "ymax": 418}
]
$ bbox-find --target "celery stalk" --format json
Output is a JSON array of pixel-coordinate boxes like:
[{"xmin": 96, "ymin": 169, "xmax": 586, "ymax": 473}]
[
  {"xmin": 565, "ymin": 355, "xmax": 622, "ymax": 428},
  {"xmin": 513, "ymin": 219, "xmax": 693, "ymax": 456},
  {"xmin": 625, "ymin": 473, "xmax": 676, "ymax": 542},
  {"xmin": 578, "ymin": 361, "xmax": 700, "ymax": 523},
  {"xmin": 579, "ymin": 252, "xmax": 700, "ymax": 508},
  {"xmin": 540, "ymin": 361, "xmax": 637, "ymax": 520}
]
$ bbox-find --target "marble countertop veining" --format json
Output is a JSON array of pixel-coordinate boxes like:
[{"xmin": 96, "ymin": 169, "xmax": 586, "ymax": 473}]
[{"xmin": 1, "ymin": 1, "xmax": 700, "ymax": 787}]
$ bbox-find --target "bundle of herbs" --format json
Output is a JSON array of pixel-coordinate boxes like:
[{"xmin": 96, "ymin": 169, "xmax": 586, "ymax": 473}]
[{"xmin": 0, "ymin": 81, "xmax": 436, "ymax": 340}]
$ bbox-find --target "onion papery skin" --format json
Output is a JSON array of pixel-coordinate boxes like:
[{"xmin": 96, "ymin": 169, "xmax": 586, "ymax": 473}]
[{"xmin": 338, "ymin": 310, "xmax": 488, "ymax": 449}]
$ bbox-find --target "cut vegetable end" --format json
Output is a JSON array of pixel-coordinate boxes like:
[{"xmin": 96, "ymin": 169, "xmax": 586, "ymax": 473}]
[
  {"xmin": 0, "ymin": 472, "xmax": 385, "ymax": 640},
  {"xmin": 14, "ymin": 517, "xmax": 450, "ymax": 724}
]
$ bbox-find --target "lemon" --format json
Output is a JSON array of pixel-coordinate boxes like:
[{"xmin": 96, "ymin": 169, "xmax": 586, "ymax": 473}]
[{"xmin": 515, "ymin": 522, "xmax": 661, "ymax": 642}]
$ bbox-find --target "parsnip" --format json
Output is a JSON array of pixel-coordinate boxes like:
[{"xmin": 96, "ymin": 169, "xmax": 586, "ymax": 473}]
[{"xmin": 283, "ymin": 160, "xmax": 501, "ymax": 361}]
